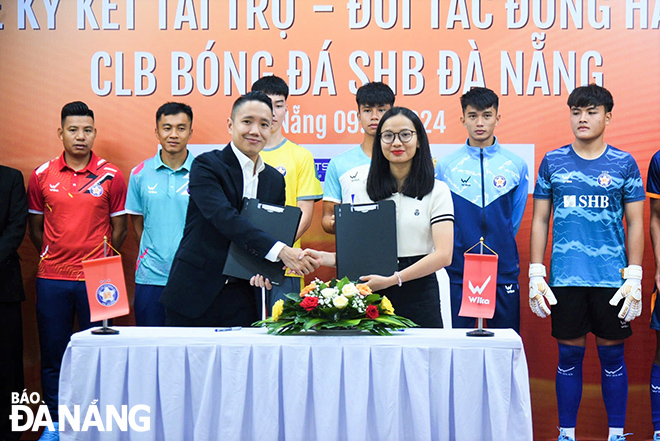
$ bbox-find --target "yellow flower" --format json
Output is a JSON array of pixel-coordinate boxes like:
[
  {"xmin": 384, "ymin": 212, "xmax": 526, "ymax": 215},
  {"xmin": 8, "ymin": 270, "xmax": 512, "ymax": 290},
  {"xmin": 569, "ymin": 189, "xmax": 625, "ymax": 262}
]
[
  {"xmin": 380, "ymin": 296, "xmax": 395, "ymax": 315},
  {"xmin": 332, "ymin": 295, "xmax": 349, "ymax": 309},
  {"xmin": 272, "ymin": 299, "xmax": 284, "ymax": 321}
]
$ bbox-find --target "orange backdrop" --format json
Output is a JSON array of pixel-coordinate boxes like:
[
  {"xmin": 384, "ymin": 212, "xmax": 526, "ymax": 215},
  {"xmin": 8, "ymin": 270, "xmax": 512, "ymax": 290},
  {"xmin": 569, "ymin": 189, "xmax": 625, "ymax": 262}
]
[{"xmin": 1, "ymin": 1, "xmax": 659, "ymax": 439}]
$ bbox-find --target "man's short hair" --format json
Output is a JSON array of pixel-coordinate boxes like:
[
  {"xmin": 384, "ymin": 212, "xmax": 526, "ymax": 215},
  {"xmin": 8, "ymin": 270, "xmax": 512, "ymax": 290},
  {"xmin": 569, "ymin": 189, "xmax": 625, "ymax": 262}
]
[
  {"xmin": 567, "ymin": 83, "xmax": 614, "ymax": 113},
  {"xmin": 355, "ymin": 82, "xmax": 395, "ymax": 108},
  {"xmin": 61, "ymin": 101, "xmax": 94, "ymax": 126},
  {"xmin": 251, "ymin": 75, "xmax": 289, "ymax": 100},
  {"xmin": 231, "ymin": 91, "xmax": 273, "ymax": 119},
  {"xmin": 156, "ymin": 102, "xmax": 193, "ymax": 126},
  {"xmin": 460, "ymin": 87, "xmax": 499, "ymax": 113}
]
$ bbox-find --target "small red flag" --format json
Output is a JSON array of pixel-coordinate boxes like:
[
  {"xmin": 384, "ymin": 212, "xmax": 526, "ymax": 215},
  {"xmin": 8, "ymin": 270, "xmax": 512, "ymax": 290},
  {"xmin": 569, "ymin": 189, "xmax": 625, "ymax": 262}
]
[
  {"xmin": 82, "ymin": 255, "xmax": 129, "ymax": 322},
  {"xmin": 459, "ymin": 253, "xmax": 498, "ymax": 319}
]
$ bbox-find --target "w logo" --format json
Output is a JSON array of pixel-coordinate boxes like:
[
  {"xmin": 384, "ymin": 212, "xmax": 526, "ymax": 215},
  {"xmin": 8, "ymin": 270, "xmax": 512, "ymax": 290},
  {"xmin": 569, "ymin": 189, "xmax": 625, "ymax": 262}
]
[{"xmin": 468, "ymin": 276, "xmax": 491, "ymax": 295}]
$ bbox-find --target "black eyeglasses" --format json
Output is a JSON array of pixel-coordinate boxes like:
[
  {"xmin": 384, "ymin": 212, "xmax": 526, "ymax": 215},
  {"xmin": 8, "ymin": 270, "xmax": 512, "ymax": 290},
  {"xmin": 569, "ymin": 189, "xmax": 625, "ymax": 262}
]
[{"xmin": 380, "ymin": 130, "xmax": 416, "ymax": 144}]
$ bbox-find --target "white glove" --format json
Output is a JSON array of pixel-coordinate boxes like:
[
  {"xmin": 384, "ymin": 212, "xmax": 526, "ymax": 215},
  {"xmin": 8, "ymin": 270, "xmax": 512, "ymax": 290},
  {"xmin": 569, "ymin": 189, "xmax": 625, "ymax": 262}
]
[
  {"xmin": 529, "ymin": 263, "xmax": 557, "ymax": 318},
  {"xmin": 609, "ymin": 265, "xmax": 642, "ymax": 322}
]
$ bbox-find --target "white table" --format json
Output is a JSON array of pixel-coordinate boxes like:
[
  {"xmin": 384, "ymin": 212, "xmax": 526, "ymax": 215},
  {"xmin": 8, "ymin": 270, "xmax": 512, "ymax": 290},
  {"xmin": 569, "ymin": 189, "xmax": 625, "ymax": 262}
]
[{"xmin": 59, "ymin": 327, "xmax": 532, "ymax": 441}]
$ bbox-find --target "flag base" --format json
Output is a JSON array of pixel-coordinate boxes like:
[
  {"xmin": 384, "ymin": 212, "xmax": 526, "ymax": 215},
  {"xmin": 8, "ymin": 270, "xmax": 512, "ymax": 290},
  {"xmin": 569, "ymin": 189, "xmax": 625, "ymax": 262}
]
[
  {"xmin": 466, "ymin": 328, "xmax": 494, "ymax": 337},
  {"xmin": 91, "ymin": 319, "xmax": 119, "ymax": 335}
]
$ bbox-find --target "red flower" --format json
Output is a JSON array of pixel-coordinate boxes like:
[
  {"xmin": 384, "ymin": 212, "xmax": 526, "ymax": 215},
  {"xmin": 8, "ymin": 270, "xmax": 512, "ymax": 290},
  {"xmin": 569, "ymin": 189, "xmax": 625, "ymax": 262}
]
[
  {"xmin": 365, "ymin": 304, "xmax": 379, "ymax": 319},
  {"xmin": 300, "ymin": 296, "xmax": 319, "ymax": 311}
]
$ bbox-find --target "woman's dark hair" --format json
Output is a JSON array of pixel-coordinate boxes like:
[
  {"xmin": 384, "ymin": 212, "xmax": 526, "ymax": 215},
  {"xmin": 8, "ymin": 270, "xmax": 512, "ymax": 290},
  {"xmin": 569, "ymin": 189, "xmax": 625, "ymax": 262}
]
[{"xmin": 367, "ymin": 107, "xmax": 435, "ymax": 201}]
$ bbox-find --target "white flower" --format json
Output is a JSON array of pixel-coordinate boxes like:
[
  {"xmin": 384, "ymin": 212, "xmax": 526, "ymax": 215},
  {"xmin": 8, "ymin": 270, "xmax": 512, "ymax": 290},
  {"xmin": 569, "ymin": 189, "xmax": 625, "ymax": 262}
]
[
  {"xmin": 341, "ymin": 283, "xmax": 359, "ymax": 298},
  {"xmin": 321, "ymin": 287, "xmax": 338, "ymax": 299},
  {"xmin": 332, "ymin": 295, "xmax": 349, "ymax": 309}
]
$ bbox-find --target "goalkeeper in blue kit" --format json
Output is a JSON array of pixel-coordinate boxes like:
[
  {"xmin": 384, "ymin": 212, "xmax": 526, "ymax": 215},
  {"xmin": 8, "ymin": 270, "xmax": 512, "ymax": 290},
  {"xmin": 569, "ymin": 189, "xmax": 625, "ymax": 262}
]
[{"xmin": 529, "ymin": 84, "xmax": 645, "ymax": 441}]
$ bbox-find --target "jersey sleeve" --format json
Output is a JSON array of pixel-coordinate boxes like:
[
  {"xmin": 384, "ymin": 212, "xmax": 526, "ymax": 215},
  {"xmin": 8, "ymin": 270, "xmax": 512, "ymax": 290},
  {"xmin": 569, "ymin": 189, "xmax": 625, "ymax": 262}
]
[
  {"xmin": 323, "ymin": 158, "xmax": 342, "ymax": 203},
  {"xmin": 125, "ymin": 166, "xmax": 144, "ymax": 215},
  {"xmin": 511, "ymin": 160, "xmax": 529, "ymax": 235},
  {"xmin": 109, "ymin": 169, "xmax": 127, "ymax": 217},
  {"xmin": 533, "ymin": 155, "xmax": 552, "ymax": 200},
  {"xmin": 27, "ymin": 169, "xmax": 44, "ymax": 215},
  {"xmin": 295, "ymin": 149, "xmax": 323, "ymax": 201},
  {"xmin": 623, "ymin": 155, "xmax": 645, "ymax": 203},
  {"xmin": 430, "ymin": 181, "xmax": 454, "ymax": 225},
  {"xmin": 648, "ymin": 152, "xmax": 660, "ymax": 198}
]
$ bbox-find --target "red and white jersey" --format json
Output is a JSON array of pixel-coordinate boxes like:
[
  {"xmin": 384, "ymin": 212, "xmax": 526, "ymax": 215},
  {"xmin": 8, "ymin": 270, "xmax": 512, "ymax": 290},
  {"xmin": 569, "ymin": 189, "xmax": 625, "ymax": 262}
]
[{"xmin": 28, "ymin": 151, "xmax": 126, "ymax": 280}]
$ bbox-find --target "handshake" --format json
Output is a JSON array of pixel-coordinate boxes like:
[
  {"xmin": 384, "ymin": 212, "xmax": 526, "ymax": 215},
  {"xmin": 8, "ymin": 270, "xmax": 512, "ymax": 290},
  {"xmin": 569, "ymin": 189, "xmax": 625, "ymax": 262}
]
[
  {"xmin": 528, "ymin": 263, "xmax": 643, "ymax": 322},
  {"xmin": 252, "ymin": 248, "xmax": 338, "ymax": 289}
]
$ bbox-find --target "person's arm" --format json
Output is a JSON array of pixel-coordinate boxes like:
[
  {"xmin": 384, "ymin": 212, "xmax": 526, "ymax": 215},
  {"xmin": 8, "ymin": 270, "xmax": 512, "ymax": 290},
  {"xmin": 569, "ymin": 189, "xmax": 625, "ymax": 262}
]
[
  {"xmin": 111, "ymin": 214, "xmax": 128, "ymax": 251},
  {"xmin": 0, "ymin": 170, "xmax": 28, "ymax": 263},
  {"xmin": 321, "ymin": 201, "xmax": 337, "ymax": 234},
  {"xmin": 650, "ymin": 198, "xmax": 660, "ymax": 290},
  {"xmin": 130, "ymin": 214, "xmax": 144, "ymax": 245},
  {"xmin": 511, "ymin": 162, "xmax": 529, "ymax": 236},
  {"xmin": 624, "ymin": 200, "xmax": 644, "ymax": 266},
  {"xmin": 361, "ymin": 220, "xmax": 453, "ymax": 292},
  {"xmin": 530, "ymin": 198, "xmax": 552, "ymax": 263},
  {"xmin": 295, "ymin": 199, "xmax": 315, "ymax": 241},
  {"xmin": 28, "ymin": 213, "xmax": 44, "ymax": 253}
]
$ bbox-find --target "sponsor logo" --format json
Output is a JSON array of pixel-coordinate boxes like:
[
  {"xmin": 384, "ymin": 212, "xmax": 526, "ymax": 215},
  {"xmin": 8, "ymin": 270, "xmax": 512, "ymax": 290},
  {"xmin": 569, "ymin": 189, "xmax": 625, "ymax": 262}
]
[
  {"xmin": 89, "ymin": 183, "xmax": 103, "ymax": 197},
  {"xmin": 604, "ymin": 366, "xmax": 624, "ymax": 377},
  {"xmin": 147, "ymin": 183, "xmax": 158, "ymax": 194},
  {"xmin": 505, "ymin": 284, "xmax": 515, "ymax": 294},
  {"xmin": 557, "ymin": 366, "xmax": 576, "ymax": 375},
  {"xmin": 349, "ymin": 171, "xmax": 359, "ymax": 181},
  {"xmin": 49, "ymin": 183, "xmax": 60, "ymax": 192},
  {"xmin": 562, "ymin": 172, "xmax": 573, "ymax": 183},
  {"xmin": 96, "ymin": 283, "xmax": 119, "ymax": 307},
  {"xmin": 467, "ymin": 276, "xmax": 491, "ymax": 304},
  {"xmin": 461, "ymin": 176, "xmax": 471, "ymax": 187},
  {"xmin": 597, "ymin": 172, "xmax": 612, "ymax": 188},
  {"xmin": 10, "ymin": 391, "xmax": 150, "ymax": 433},
  {"xmin": 652, "ymin": 384, "xmax": 660, "ymax": 394},
  {"xmin": 493, "ymin": 175, "xmax": 506, "ymax": 188},
  {"xmin": 563, "ymin": 194, "xmax": 609, "ymax": 208}
]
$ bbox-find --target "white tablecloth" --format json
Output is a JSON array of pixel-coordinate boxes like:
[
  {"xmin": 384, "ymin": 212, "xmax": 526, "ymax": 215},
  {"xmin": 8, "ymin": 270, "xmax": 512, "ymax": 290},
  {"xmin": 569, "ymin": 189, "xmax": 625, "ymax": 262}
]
[{"xmin": 59, "ymin": 327, "xmax": 532, "ymax": 441}]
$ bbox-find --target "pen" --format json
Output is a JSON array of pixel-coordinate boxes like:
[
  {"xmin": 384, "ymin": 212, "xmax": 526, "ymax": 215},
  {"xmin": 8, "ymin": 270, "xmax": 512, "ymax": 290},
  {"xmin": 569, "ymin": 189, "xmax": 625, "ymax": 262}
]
[{"xmin": 214, "ymin": 326, "xmax": 242, "ymax": 332}]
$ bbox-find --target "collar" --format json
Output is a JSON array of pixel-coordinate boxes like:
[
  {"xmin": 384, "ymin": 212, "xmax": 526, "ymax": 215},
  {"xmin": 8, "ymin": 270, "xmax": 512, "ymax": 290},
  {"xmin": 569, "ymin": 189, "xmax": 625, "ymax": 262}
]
[
  {"xmin": 262, "ymin": 138, "xmax": 287, "ymax": 152},
  {"xmin": 464, "ymin": 137, "xmax": 501, "ymax": 159},
  {"xmin": 57, "ymin": 151, "xmax": 99, "ymax": 173},
  {"xmin": 230, "ymin": 143, "xmax": 265, "ymax": 176},
  {"xmin": 154, "ymin": 150, "xmax": 193, "ymax": 172}
]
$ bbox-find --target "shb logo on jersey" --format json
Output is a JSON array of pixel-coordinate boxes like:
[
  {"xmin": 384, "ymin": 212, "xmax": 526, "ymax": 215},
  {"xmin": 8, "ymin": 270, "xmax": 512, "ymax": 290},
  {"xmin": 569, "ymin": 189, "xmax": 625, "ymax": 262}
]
[
  {"xmin": 96, "ymin": 283, "xmax": 119, "ymax": 307},
  {"xmin": 493, "ymin": 175, "xmax": 506, "ymax": 188},
  {"xmin": 89, "ymin": 184, "xmax": 103, "ymax": 197},
  {"xmin": 563, "ymin": 194, "xmax": 609, "ymax": 208},
  {"xmin": 597, "ymin": 172, "xmax": 612, "ymax": 187},
  {"xmin": 276, "ymin": 165, "xmax": 287, "ymax": 176}
]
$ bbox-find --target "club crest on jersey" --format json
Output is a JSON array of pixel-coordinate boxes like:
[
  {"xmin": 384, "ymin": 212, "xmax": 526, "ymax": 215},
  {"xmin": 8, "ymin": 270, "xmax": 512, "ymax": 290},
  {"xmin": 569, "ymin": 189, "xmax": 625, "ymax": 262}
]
[
  {"xmin": 493, "ymin": 175, "xmax": 506, "ymax": 189},
  {"xmin": 96, "ymin": 283, "xmax": 119, "ymax": 307},
  {"xmin": 89, "ymin": 183, "xmax": 104, "ymax": 197},
  {"xmin": 276, "ymin": 165, "xmax": 287, "ymax": 176},
  {"xmin": 597, "ymin": 173, "xmax": 612, "ymax": 188}
]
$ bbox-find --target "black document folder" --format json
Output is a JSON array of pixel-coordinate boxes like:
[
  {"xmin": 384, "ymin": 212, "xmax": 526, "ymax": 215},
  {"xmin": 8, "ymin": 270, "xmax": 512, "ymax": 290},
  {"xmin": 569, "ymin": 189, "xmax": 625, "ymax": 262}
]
[
  {"xmin": 223, "ymin": 198, "xmax": 302, "ymax": 286},
  {"xmin": 334, "ymin": 200, "xmax": 398, "ymax": 281}
]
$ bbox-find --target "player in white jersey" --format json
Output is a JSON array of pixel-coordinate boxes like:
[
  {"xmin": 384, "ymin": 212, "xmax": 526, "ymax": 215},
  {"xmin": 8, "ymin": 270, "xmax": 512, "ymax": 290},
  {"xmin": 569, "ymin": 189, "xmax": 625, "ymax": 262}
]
[{"xmin": 322, "ymin": 82, "xmax": 395, "ymax": 234}]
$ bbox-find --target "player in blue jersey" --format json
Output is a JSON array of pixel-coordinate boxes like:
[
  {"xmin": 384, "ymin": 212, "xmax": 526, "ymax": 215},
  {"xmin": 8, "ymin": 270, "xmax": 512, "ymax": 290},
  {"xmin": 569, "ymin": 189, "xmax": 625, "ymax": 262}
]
[
  {"xmin": 529, "ymin": 84, "xmax": 645, "ymax": 441},
  {"xmin": 435, "ymin": 87, "xmax": 528, "ymax": 333},
  {"xmin": 126, "ymin": 102, "xmax": 194, "ymax": 326},
  {"xmin": 321, "ymin": 82, "xmax": 395, "ymax": 234},
  {"xmin": 646, "ymin": 151, "xmax": 660, "ymax": 441}
]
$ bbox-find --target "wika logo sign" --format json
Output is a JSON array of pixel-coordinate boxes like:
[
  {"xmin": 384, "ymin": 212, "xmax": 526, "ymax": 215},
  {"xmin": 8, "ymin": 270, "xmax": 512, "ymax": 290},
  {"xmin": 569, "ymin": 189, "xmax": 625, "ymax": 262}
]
[
  {"xmin": 468, "ymin": 276, "xmax": 491, "ymax": 304},
  {"xmin": 459, "ymin": 253, "xmax": 498, "ymax": 320}
]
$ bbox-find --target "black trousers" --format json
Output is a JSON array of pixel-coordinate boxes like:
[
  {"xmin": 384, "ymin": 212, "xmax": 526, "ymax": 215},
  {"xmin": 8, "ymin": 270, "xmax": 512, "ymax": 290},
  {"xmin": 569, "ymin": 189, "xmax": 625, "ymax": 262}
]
[
  {"xmin": 165, "ymin": 280, "xmax": 259, "ymax": 327},
  {"xmin": 0, "ymin": 302, "xmax": 24, "ymax": 440}
]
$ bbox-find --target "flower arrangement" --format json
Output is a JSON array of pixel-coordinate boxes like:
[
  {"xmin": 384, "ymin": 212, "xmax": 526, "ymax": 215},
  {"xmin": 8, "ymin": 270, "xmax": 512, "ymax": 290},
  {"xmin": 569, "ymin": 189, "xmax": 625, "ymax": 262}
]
[{"xmin": 255, "ymin": 277, "xmax": 418, "ymax": 335}]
